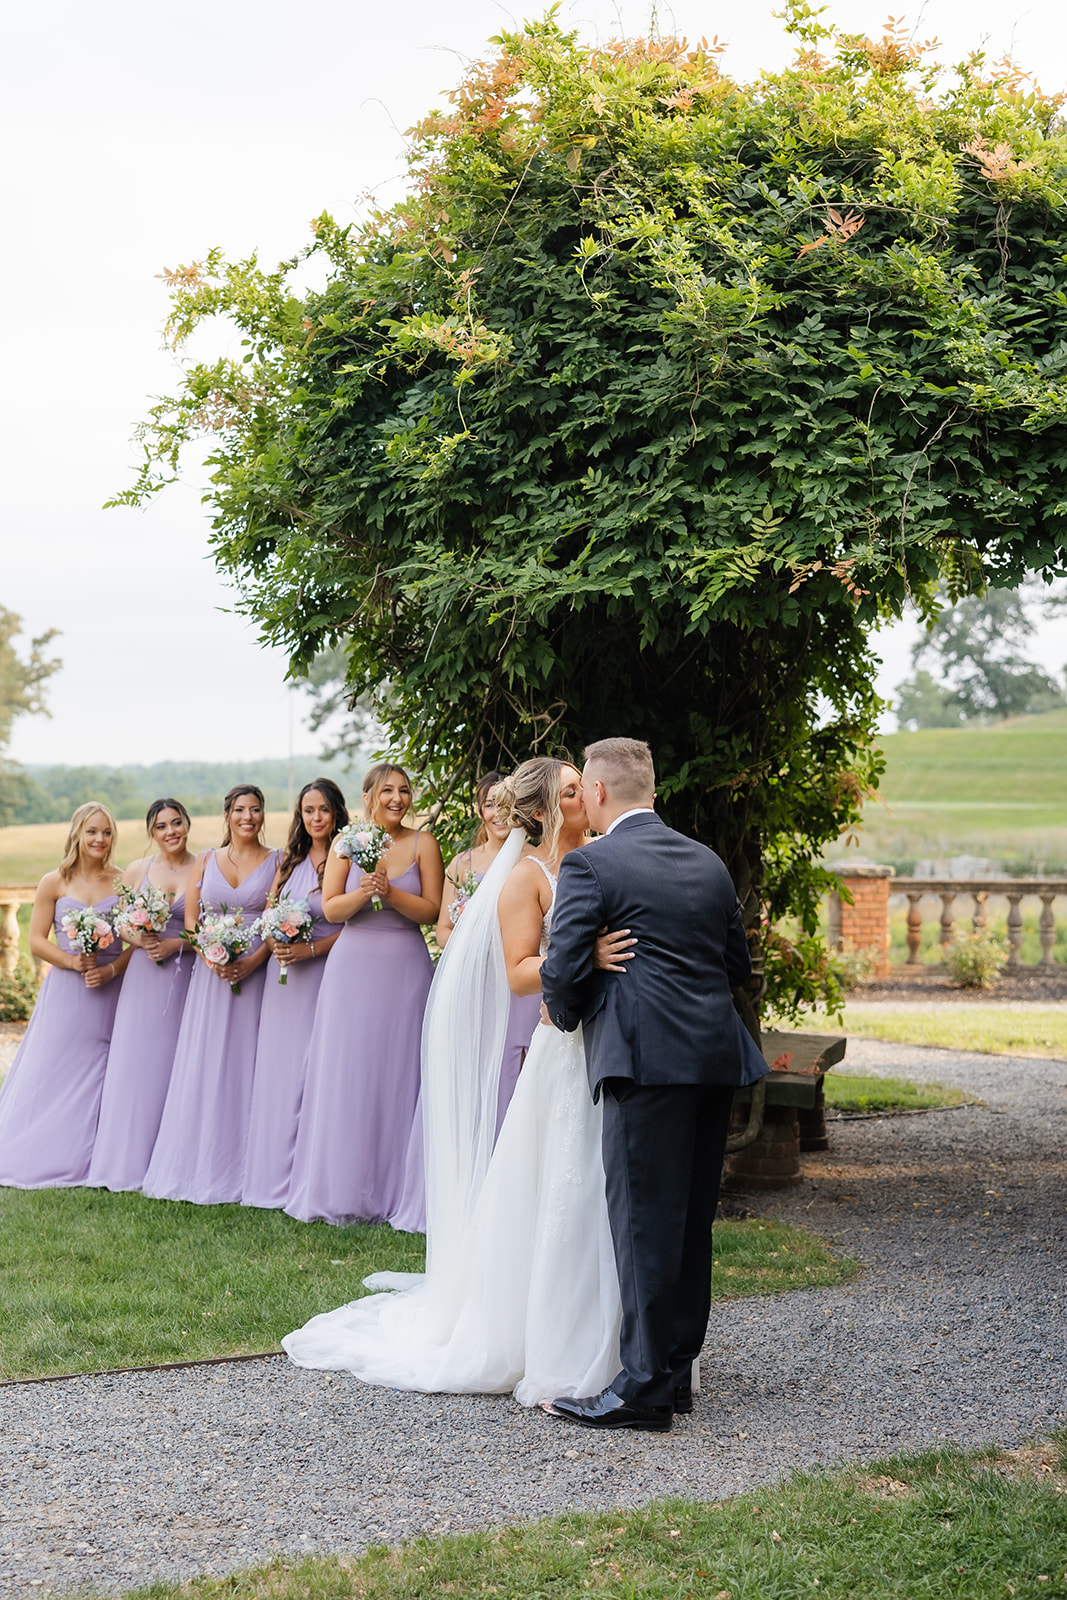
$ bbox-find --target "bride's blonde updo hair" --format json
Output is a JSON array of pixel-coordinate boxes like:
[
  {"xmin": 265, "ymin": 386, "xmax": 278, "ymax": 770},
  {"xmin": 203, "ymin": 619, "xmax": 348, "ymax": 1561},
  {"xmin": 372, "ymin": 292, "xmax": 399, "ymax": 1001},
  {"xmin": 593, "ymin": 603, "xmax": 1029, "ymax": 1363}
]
[{"xmin": 493, "ymin": 757, "xmax": 567, "ymax": 859}]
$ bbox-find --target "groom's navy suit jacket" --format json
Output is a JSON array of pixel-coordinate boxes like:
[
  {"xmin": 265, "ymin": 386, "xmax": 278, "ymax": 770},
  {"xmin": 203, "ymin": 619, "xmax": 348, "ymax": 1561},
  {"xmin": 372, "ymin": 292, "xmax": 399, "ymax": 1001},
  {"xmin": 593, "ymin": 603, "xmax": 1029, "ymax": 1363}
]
[{"xmin": 540, "ymin": 812, "xmax": 768, "ymax": 1099}]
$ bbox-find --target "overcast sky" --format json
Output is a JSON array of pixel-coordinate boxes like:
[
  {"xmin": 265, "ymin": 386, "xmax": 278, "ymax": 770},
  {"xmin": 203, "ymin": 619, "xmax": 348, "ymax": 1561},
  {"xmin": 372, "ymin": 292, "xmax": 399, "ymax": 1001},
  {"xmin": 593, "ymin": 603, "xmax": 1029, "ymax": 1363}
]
[{"xmin": 3, "ymin": 0, "xmax": 1065, "ymax": 766}]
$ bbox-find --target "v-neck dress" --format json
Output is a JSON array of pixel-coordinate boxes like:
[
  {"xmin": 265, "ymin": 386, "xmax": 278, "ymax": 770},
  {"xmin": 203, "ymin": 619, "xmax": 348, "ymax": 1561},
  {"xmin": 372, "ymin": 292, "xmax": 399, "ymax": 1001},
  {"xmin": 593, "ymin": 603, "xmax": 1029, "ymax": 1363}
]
[
  {"xmin": 284, "ymin": 857, "xmax": 433, "ymax": 1224},
  {"xmin": 142, "ymin": 849, "xmax": 277, "ymax": 1206},
  {"xmin": 87, "ymin": 872, "xmax": 194, "ymax": 1192},
  {"xmin": 242, "ymin": 854, "xmax": 337, "ymax": 1209},
  {"xmin": 0, "ymin": 894, "xmax": 123, "ymax": 1188}
]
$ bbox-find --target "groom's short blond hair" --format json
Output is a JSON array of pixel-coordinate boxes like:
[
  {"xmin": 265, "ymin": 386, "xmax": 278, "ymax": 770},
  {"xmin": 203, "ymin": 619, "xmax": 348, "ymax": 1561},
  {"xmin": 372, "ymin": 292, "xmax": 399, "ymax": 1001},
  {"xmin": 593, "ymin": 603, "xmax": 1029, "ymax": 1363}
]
[{"xmin": 583, "ymin": 738, "xmax": 655, "ymax": 804}]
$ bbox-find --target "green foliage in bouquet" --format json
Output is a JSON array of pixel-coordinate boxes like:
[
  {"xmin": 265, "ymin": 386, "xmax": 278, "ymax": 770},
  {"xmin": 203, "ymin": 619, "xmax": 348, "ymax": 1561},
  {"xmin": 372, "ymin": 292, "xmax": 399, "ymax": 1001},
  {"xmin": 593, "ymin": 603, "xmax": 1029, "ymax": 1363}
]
[{"xmin": 111, "ymin": 4, "xmax": 1067, "ymax": 1018}]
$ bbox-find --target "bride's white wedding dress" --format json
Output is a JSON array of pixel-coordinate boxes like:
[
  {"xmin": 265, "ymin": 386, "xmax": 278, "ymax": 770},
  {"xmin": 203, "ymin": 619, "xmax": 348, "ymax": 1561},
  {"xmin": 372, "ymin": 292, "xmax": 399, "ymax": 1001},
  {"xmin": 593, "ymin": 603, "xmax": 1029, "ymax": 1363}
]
[{"xmin": 283, "ymin": 836, "xmax": 621, "ymax": 1404}]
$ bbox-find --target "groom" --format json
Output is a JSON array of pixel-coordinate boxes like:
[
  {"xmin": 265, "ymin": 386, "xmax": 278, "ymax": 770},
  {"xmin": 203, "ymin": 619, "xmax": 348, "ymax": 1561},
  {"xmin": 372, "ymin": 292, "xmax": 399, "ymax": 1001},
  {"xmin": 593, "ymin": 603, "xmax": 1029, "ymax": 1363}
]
[{"xmin": 540, "ymin": 737, "xmax": 768, "ymax": 1433}]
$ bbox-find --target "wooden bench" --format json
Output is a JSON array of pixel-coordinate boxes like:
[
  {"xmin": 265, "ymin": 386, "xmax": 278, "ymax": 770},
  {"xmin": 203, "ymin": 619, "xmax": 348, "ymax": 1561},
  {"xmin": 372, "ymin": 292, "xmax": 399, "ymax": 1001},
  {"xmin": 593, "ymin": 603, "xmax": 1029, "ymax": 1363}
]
[{"xmin": 725, "ymin": 1030, "xmax": 846, "ymax": 1190}]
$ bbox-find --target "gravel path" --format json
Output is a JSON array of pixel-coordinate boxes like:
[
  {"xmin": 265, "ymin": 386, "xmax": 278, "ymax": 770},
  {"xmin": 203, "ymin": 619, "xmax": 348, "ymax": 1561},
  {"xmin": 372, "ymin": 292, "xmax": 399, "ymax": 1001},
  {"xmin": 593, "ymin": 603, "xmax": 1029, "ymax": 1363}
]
[{"xmin": 0, "ymin": 1039, "xmax": 1065, "ymax": 1598}]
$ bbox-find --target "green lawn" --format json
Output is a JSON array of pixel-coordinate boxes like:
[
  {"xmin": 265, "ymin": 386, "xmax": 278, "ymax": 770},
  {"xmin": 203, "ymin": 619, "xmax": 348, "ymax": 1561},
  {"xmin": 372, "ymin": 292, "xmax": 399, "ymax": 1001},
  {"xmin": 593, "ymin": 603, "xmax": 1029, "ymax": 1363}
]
[
  {"xmin": 0, "ymin": 1188, "xmax": 856, "ymax": 1381},
  {"xmin": 824, "ymin": 1071, "xmax": 971, "ymax": 1114},
  {"xmin": 782, "ymin": 1004, "xmax": 1067, "ymax": 1059},
  {"xmin": 127, "ymin": 1438, "xmax": 1067, "ymax": 1600}
]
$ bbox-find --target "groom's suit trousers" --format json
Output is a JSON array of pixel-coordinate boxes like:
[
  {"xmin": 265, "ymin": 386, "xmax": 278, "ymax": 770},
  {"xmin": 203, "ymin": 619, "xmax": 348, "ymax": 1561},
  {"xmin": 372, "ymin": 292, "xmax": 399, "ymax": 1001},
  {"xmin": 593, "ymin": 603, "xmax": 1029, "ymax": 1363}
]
[{"xmin": 600, "ymin": 1078, "xmax": 734, "ymax": 1409}]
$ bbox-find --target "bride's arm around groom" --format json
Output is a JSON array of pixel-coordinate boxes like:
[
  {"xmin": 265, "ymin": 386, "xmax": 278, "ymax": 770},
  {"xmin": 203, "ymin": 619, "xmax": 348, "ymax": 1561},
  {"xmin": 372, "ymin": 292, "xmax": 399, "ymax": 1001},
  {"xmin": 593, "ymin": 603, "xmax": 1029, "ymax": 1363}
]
[{"xmin": 540, "ymin": 736, "xmax": 769, "ymax": 1433}]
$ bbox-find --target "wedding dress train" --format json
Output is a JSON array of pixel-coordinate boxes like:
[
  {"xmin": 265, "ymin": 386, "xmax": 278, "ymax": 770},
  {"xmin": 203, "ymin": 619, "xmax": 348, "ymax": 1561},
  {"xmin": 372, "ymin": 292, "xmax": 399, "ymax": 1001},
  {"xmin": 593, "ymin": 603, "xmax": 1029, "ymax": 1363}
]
[{"xmin": 283, "ymin": 833, "xmax": 621, "ymax": 1403}]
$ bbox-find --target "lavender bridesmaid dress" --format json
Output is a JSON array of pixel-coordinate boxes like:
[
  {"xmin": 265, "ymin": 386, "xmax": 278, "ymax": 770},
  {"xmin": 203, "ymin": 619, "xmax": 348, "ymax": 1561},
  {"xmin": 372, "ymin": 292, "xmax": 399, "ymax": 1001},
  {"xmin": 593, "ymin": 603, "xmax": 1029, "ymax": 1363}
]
[
  {"xmin": 86, "ymin": 876, "xmax": 193, "ymax": 1192},
  {"xmin": 389, "ymin": 868, "xmax": 542, "ymax": 1235},
  {"xmin": 142, "ymin": 850, "xmax": 277, "ymax": 1206},
  {"xmin": 285, "ymin": 858, "xmax": 433, "ymax": 1225},
  {"xmin": 0, "ymin": 894, "xmax": 123, "ymax": 1188},
  {"xmin": 242, "ymin": 855, "xmax": 336, "ymax": 1209}
]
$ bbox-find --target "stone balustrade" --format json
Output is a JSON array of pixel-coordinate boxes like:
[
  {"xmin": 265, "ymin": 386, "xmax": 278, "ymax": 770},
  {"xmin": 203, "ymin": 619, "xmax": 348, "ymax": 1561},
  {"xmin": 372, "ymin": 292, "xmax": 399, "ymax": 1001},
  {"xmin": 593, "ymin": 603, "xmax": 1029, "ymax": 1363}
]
[
  {"xmin": 0, "ymin": 887, "xmax": 35, "ymax": 978},
  {"xmin": 893, "ymin": 877, "xmax": 1067, "ymax": 967}
]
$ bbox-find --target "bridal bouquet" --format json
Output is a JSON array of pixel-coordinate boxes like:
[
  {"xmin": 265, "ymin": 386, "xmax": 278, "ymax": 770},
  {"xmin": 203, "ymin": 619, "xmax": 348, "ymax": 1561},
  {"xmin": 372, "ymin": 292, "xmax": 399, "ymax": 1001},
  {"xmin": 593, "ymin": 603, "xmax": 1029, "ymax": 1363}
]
[
  {"xmin": 61, "ymin": 905, "xmax": 116, "ymax": 958},
  {"xmin": 114, "ymin": 882, "xmax": 173, "ymax": 947},
  {"xmin": 334, "ymin": 822, "xmax": 391, "ymax": 910},
  {"xmin": 182, "ymin": 907, "xmax": 254, "ymax": 994},
  {"xmin": 448, "ymin": 869, "xmax": 481, "ymax": 925},
  {"xmin": 252, "ymin": 895, "xmax": 313, "ymax": 984}
]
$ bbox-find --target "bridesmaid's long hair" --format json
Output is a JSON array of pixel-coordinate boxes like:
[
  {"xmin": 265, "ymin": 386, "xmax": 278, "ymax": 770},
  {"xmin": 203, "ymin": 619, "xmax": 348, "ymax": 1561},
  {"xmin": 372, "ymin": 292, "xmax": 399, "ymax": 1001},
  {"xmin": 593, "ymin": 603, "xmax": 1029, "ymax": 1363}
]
[
  {"xmin": 145, "ymin": 797, "xmax": 191, "ymax": 834},
  {"xmin": 493, "ymin": 759, "xmax": 565, "ymax": 860},
  {"xmin": 470, "ymin": 770, "xmax": 505, "ymax": 849},
  {"xmin": 277, "ymin": 778, "xmax": 349, "ymax": 891},
  {"xmin": 58, "ymin": 801, "xmax": 119, "ymax": 882},
  {"xmin": 362, "ymin": 762, "xmax": 413, "ymax": 823},
  {"xmin": 220, "ymin": 784, "xmax": 267, "ymax": 847}
]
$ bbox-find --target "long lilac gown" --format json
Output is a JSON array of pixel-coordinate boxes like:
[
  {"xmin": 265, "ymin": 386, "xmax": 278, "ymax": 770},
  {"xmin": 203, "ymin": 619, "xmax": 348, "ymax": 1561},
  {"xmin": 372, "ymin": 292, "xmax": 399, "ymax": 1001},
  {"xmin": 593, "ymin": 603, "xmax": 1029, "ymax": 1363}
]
[
  {"xmin": 242, "ymin": 855, "xmax": 336, "ymax": 1209},
  {"xmin": 142, "ymin": 850, "xmax": 277, "ymax": 1206},
  {"xmin": 389, "ymin": 867, "xmax": 542, "ymax": 1235},
  {"xmin": 285, "ymin": 858, "xmax": 433, "ymax": 1225},
  {"xmin": 86, "ymin": 876, "xmax": 193, "ymax": 1192},
  {"xmin": 0, "ymin": 894, "xmax": 123, "ymax": 1188}
]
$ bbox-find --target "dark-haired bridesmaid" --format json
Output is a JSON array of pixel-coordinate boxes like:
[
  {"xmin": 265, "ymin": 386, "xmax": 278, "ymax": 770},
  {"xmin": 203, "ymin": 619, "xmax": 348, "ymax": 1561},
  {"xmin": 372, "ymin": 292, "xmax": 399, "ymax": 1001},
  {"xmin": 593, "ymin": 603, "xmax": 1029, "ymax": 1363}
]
[
  {"xmin": 0, "ymin": 802, "xmax": 130, "ymax": 1187},
  {"xmin": 87, "ymin": 799, "xmax": 198, "ymax": 1191},
  {"xmin": 242, "ymin": 778, "xmax": 348, "ymax": 1209},
  {"xmin": 285, "ymin": 762, "xmax": 443, "ymax": 1225},
  {"xmin": 143, "ymin": 785, "xmax": 278, "ymax": 1205}
]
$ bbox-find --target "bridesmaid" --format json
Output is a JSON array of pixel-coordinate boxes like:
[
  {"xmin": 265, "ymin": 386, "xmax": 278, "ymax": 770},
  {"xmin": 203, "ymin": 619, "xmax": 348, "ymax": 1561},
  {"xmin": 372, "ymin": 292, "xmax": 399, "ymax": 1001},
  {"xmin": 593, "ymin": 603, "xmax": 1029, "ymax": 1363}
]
[
  {"xmin": 0, "ymin": 802, "xmax": 130, "ymax": 1187},
  {"xmin": 285, "ymin": 762, "xmax": 444, "ymax": 1225},
  {"xmin": 142, "ymin": 785, "xmax": 278, "ymax": 1206},
  {"xmin": 241, "ymin": 778, "xmax": 347, "ymax": 1210},
  {"xmin": 87, "ymin": 798, "xmax": 198, "ymax": 1191},
  {"xmin": 437, "ymin": 771, "xmax": 542, "ymax": 1136}
]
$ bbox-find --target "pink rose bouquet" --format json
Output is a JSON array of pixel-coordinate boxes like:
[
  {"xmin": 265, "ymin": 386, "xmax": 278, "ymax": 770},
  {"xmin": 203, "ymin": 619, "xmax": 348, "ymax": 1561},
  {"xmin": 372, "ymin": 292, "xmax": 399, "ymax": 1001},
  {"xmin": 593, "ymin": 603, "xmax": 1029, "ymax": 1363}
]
[
  {"xmin": 252, "ymin": 895, "xmax": 314, "ymax": 984},
  {"xmin": 114, "ymin": 882, "xmax": 174, "ymax": 949},
  {"xmin": 61, "ymin": 904, "xmax": 116, "ymax": 957},
  {"xmin": 182, "ymin": 907, "xmax": 254, "ymax": 994}
]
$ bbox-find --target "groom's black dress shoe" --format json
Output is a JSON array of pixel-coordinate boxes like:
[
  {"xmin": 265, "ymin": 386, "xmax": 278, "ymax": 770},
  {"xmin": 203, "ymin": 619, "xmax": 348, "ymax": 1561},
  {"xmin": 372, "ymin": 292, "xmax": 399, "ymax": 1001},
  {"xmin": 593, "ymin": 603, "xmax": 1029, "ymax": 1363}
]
[
  {"xmin": 673, "ymin": 1384, "xmax": 693, "ymax": 1415},
  {"xmin": 550, "ymin": 1388, "xmax": 673, "ymax": 1433}
]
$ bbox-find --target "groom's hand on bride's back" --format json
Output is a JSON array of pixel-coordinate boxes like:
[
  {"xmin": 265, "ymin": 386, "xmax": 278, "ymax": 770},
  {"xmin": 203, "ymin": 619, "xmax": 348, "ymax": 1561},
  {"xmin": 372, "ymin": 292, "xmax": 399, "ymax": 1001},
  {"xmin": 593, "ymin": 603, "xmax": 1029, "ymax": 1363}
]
[{"xmin": 594, "ymin": 926, "xmax": 636, "ymax": 973}]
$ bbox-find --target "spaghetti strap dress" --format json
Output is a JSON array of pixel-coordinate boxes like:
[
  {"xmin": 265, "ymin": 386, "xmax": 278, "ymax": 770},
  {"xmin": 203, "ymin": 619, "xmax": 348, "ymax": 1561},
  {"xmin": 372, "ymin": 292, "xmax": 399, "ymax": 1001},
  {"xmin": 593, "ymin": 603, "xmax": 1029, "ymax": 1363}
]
[
  {"xmin": 284, "ymin": 857, "xmax": 433, "ymax": 1225},
  {"xmin": 242, "ymin": 855, "xmax": 337, "ymax": 1209},
  {"xmin": 389, "ymin": 866, "xmax": 541, "ymax": 1235},
  {"xmin": 0, "ymin": 894, "xmax": 123, "ymax": 1188},
  {"xmin": 142, "ymin": 849, "xmax": 277, "ymax": 1206},
  {"xmin": 87, "ymin": 872, "xmax": 193, "ymax": 1192}
]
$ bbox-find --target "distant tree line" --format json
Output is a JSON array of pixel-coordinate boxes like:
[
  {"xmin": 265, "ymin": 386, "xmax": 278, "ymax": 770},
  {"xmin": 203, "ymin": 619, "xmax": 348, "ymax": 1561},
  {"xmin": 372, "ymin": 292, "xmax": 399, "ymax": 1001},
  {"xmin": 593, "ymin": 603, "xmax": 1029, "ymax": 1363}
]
[
  {"xmin": 894, "ymin": 587, "xmax": 1066, "ymax": 730},
  {"xmin": 8, "ymin": 757, "xmax": 358, "ymax": 826}
]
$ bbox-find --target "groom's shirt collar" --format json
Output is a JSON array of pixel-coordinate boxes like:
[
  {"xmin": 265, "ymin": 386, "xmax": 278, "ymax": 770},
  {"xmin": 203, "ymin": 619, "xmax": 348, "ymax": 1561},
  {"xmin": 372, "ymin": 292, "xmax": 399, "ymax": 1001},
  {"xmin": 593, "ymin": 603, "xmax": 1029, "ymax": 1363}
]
[{"xmin": 605, "ymin": 807, "xmax": 656, "ymax": 835}]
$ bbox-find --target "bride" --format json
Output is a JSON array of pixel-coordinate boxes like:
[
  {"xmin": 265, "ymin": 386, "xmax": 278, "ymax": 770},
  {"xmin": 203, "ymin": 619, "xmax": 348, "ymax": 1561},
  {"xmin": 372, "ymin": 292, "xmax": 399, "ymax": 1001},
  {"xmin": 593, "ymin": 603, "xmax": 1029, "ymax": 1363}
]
[{"xmin": 283, "ymin": 758, "xmax": 630, "ymax": 1403}]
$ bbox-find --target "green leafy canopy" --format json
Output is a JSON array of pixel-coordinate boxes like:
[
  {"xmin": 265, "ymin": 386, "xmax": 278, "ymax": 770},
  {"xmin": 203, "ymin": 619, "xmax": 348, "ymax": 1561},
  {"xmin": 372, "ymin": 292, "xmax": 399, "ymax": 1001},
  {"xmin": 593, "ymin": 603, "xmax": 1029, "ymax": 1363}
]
[{"xmin": 111, "ymin": 4, "xmax": 1067, "ymax": 1017}]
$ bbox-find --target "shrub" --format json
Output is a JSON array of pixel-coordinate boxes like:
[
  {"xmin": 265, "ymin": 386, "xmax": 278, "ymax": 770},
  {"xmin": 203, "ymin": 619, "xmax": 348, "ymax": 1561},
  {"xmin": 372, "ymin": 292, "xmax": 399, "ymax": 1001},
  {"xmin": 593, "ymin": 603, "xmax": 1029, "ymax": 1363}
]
[
  {"xmin": 831, "ymin": 946, "xmax": 879, "ymax": 992},
  {"xmin": 0, "ymin": 957, "xmax": 39, "ymax": 1023},
  {"xmin": 945, "ymin": 930, "xmax": 1007, "ymax": 990}
]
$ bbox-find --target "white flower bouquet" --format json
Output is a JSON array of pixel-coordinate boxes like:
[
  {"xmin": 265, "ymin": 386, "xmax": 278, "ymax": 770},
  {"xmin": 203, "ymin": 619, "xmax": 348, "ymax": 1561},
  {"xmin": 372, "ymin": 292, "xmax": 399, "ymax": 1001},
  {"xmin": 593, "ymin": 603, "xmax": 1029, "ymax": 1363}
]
[
  {"xmin": 334, "ymin": 822, "xmax": 391, "ymax": 910},
  {"xmin": 252, "ymin": 895, "xmax": 314, "ymax": 984}
]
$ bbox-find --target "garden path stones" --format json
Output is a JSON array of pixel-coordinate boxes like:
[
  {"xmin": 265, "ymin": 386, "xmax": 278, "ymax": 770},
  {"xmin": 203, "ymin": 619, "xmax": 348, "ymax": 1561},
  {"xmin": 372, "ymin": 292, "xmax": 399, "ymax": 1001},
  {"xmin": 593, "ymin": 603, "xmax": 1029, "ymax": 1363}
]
[{"xmin": 0, "ymin": 1040, "xmax": 1064, "ymax": 1597}]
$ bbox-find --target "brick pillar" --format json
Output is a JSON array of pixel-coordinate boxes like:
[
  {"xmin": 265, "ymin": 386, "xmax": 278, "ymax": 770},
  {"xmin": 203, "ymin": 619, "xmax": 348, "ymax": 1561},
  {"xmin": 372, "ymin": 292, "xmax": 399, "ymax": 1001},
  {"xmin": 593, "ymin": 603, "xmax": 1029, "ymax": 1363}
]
[{"xmin": 829, "ymin": 862, "xmax": 894, "ymax": 978}]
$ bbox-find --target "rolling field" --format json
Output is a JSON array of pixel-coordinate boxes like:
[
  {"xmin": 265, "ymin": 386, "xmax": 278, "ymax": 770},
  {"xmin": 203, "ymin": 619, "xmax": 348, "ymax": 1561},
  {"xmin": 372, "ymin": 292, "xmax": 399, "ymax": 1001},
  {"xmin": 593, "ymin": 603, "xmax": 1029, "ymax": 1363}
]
[
  {"xmin": 842, "ymin": 708, "xmax": 1067, "ymax": 870},
  {"xmin": 0, "ymin": 812, "xmax": 293, "ymax": 887}
]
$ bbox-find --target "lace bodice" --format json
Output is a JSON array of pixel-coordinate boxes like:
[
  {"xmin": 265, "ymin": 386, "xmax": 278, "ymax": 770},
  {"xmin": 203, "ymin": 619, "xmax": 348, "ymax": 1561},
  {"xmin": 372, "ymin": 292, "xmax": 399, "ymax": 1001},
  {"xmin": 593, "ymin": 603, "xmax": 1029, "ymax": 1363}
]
[{"xmin": 530, "ymin": 858, "xmax": 557, "ymax": 956}]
